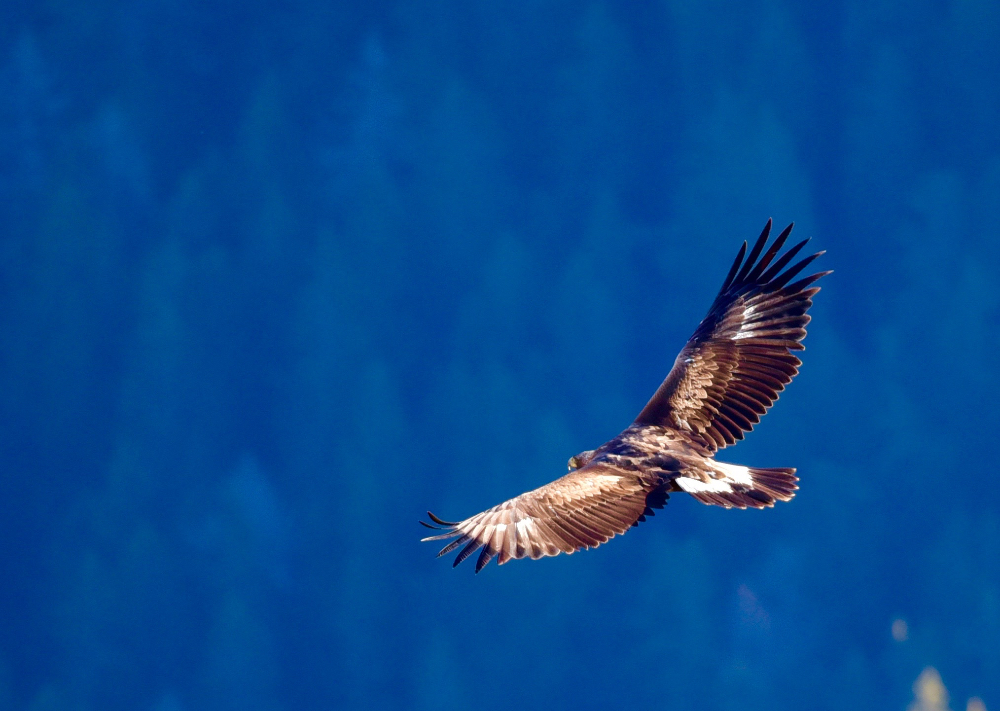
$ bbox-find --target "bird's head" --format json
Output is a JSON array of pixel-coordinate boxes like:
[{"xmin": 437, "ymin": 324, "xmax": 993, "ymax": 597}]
[{"xmin": 567, "ymin": 449, "xmax": 596, "ymax": 471}]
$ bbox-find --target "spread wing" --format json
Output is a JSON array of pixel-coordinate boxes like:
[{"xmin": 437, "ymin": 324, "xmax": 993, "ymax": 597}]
[
  {"xmin": 420, "ymin": 464, "xmax": 669, "ymax": 573},
  {"xmin": 634, "ymin": 220, "xmax": 830, "ymax": 451}
]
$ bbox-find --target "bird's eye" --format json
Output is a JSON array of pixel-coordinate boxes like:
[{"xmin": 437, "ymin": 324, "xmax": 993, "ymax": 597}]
[{"xmin": 568, "ymin": 456, "xmax": 577, "ymax": 471}]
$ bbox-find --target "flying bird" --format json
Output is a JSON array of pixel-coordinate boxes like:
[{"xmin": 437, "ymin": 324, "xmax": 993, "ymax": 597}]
[{"xmin": 421, "ymin": 220, "xmax": 829, "ymax": 573}]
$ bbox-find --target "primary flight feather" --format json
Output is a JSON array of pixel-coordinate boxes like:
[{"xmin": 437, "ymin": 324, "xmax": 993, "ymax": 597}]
[{"xmin": 421, "ymin": 220, "xmax": 830, "ymax": 573}]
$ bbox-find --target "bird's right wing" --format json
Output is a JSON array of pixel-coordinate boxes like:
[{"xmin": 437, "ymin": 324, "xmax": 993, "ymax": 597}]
[
  {"xmin": 420, "ymin": 464, "xmax": 668, "ymax": 573},
  {"xmin": 633, "ymin": 220, "xmax": 829, "ymax": 452}
]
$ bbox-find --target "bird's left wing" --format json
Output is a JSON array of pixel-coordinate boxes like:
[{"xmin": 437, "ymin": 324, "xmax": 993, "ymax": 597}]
[
  {"xmin": 633, "ymin": 220, "xmax": 829, "ymax": 452},
  {"xmin": 420, "ymin": 464, "xmax": 668, "ymax": 573}
]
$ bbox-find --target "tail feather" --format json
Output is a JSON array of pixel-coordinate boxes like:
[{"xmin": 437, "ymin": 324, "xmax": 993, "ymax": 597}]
[
  {"xmin": 747, "ymin": 466, "xmax": 798, "ymax": 503},
  {"xmin": 682, "ymin": 465, "xmax": 798, "ymax": 509}
]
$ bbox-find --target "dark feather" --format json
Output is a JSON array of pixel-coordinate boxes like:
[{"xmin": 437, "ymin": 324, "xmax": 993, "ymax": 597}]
[
  {"xmin": 746, "ymin": 222, "xmax": 793, "ymax": 282},
  {"xmin": 759, "ymin": 238, "xmax": 809, "ymax": 282},
  {"xmin": 735, "ymin": 220, "xmax": 773, "ymax": 284},
  {"xmin": 721, "ymin": 239, "xmax": 750, "ymax": 293},
  {"xmin": 437, "ymin": 535, "xmax": 472, "ymax": 557},
  {"xmin": 475, "ymin": 543, "xmax": 497, "ymax": 573},
  {"xmin": 427, "ymin": 511, "xmax": 458, "ymax": 526},
  {"xmin": 634, "ymin": 221, "xmax": 827, "ymax": 451},
  {"xmin": 453, "ymin": 539, "xmax": 483, "ymax": 567}
]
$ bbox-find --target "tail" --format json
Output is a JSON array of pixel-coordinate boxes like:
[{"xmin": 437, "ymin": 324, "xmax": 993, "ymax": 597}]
[
  {"xmin": 678, "ymin": 464, "xmax": 799, "ymax": 509},
  {"xmin": 746, "ymin": 467, "xmax": 798, "ymax": 505}
]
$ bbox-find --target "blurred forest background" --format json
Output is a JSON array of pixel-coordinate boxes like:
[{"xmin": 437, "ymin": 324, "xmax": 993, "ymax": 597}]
[{"xmin": 1, "ymin": 1, "xmax": 998, "ymax": 709}]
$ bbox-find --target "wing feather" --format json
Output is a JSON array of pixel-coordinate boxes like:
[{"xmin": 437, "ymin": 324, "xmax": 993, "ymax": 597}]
[
  {"xmin": 454, "ymin": 538, "xmax": 482, "ymax": 567},
  {"xmin": 746, "ymin": 222, "xmax": 793, "ymax": 281},
  {"xmin": 634, "ymin": 220, "xmax": 829, "ymax": 451},
  {"xmin": 734, "ymin": 220, "xmax": 772, "ymax": 284},
  {"xmin": 420, "ymin": 464, "xmax": 668, "ymax": 572}
]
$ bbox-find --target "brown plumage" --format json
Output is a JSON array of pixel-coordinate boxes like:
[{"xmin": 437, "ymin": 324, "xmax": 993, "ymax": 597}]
[{"xmin": 421, "ymin": 220, "xmax": 830, "ymax": 573}]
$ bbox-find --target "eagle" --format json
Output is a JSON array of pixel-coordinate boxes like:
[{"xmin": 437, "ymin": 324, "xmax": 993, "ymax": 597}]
[{"xmin": 421, "ymin": 220, "xmax": 829, "ymax": 573}]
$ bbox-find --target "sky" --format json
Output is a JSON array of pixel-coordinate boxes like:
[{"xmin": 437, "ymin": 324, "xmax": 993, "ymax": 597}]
[{"xmin": 0, "ymin": 1, "xmax": 998, "ymax": 710}]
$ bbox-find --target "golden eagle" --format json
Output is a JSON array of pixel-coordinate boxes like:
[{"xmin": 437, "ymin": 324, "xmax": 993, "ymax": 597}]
[{"xmin": 421, "ymin": 220, "xmax": 829, "ymax": 572}]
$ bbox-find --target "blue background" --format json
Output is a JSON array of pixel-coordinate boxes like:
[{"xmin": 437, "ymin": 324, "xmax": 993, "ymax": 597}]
[{"xmin": 1, "ymin": 1, "xmax": 998, "ymax": 709}]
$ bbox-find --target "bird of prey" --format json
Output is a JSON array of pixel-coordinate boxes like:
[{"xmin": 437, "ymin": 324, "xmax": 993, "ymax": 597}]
[{"xmin": 421, "ymin": 220, "xmax": 829, "ymax": 573}]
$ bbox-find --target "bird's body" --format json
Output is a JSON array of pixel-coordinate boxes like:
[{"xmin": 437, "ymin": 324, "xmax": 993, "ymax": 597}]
[{"xmin": 422, "ymin": 220, "xmax": 829, "ymax": 572}]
